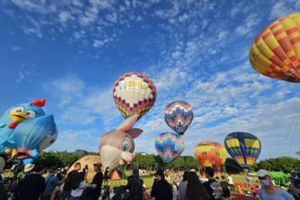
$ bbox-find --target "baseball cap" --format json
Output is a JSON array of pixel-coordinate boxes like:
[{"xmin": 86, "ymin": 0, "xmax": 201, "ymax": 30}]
[{"xmin": 257, "ymin": 169, "xmax": 270, "ymax": 178}]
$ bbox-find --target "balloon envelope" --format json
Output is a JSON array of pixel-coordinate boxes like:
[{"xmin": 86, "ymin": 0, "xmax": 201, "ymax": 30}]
[
  {"xmin": 194, "ymin": 141, "xmax": 227, "ymax": 171},
  {"xmin": 68, "ymin": 155, "xmax": 102, "ymax": 183},
  {"xmin": 224, "ymin": 132, "xmax": 261, "ymax": 169},
  {"xmin": 113, "ymin": 72, "xmax": 156, "ymax": 120},
  {"xmin": 249, "ymin": 12, "xmax": 300, "ymax": 83},
  {"xmin": 155, "ymin": 132, "xmax": 185, "ymax": 163},
  {"xmin": 164, "ymin": 101, "xmax": 193, "ymax": 135},
  {"xmin": 13, "ymin": 115, "xmax": 58, "ymax": 151}
]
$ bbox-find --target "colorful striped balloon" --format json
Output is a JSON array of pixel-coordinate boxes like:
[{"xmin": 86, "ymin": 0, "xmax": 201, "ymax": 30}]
[
  {"xmin": 194, "ymin": 141, "xmax": 227, "ymax": 172},
  {"xmin": 113, "ymin": 72, "xmax": 157, "ymax": 120},
  {"xmin": 155, "ymin": 132, "xmax": 185, "ymax": 163},
  {"xmin": 164, "ymin": 101, "xmax": 193, "ymax": 135},
  {"xmin": 224, "ymin": 132, "xmax": 261, "ymax": 169},
  {"xmin": 249, "ymin": 12, "xmax": 300, "ymax": 83}
]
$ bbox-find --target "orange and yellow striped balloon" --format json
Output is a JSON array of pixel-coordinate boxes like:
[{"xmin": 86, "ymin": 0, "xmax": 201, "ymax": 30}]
[
  {"xmin": 194, "ymin": 141, "xmax": 227, "ymax": 172},
  {"xmin": 249, "ymin": 12, "xmax": 300, "ymax": 83}
]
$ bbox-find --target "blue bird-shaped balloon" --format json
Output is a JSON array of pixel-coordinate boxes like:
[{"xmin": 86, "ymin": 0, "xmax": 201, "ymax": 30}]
[
  {"xmin": 0, "ymin": 99, "xmax": 46, "ymax": 157},
  {"xmin": 13, "ymin": 115, "xmax": 58, "ymax": 164}
]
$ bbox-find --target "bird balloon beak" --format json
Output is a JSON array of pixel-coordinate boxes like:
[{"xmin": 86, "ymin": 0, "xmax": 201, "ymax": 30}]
[{"xmin": 9, "ymin": 112, "xmax": 29, "ymax": 123}]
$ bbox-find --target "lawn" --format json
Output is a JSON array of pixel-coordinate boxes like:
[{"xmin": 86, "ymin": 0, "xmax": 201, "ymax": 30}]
[{"xmin": 108, "ymin": 172, "xmax": 257, "ymax": 192}]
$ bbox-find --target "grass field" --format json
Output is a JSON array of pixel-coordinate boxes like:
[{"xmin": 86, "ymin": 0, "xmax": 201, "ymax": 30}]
[{"xmin": 108, "ymin": 172, "xmax": 258, "ymax": 192}]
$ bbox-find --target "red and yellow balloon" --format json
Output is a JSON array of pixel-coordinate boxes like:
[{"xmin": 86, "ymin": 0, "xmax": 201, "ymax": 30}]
[
  {"xmin": 249, "ymin": 12, "xmax": 300, "ymax": 83},
  {"xmin": 194, "ymin": 141, "xmax": 227, "ymax": 171}
]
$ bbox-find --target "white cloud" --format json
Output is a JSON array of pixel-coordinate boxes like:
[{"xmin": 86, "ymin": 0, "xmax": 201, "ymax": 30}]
[
  {"xmin": 49, "ymin": 129, "xmax": 99, "ymax": 152},
  {"xmin": 16, "ymin": 70, "xmax": 25, "ymax": 83},
  {"xmin": 43, "ymin": 76, "xmax": 119, "ymax": 126},
  {"xmin": 11, "ymin": 46, "xmax": 21, "ymax": 51},
  {"xmin": 59, "ymin": 11, "xmax": 71, "ymax": 23},
  {"xmin": 235, "ymin": 13, "xmax": 260, "ymax": 36},
  {"xmin": 43, "ymin": 76, "xmax": 85, "ymax": 107},
  {"xmin": 269, "ymin": 0, "xmax": 300, "ymax": 20}
]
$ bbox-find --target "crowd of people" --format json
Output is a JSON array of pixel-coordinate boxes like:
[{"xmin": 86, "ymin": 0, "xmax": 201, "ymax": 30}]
[{"xmin": 0, "ymin": 161, "xmax": 299, "ymax": 200}]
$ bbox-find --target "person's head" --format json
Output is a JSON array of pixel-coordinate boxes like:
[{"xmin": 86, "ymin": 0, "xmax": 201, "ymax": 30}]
[
  {"xmin": 48, "ymin": 167, "xmax": 57, "ymax": 174},
  {"xmin": 156, "ymin": 169, "xmax": 165, "ymax": 181},
  {"xmin": 132, "ymin": 168, "xmax": 139, "ymax": 179},
  {"xmin": 221, "ymin": 175, "xmax": 226, "ymax": 181},
  {"xmin": 257, "ymin": 169, "xmax": 273, "ymax": 188},
  {"xmin": 187, "ymin": 172, "xmax": 210, "ymax": 200},
  {"xmin": 94, "ymin": 163, "xmax": 102, "ymax": 172},
  {"xmin": 34, "ymin": 165, "xmax": 46, "ymax": 175},
  {"xmin": 74, "ymin": 162, "xmax": 81, "ymax": 171},
  {"xmin": 205, "ymin": 167, "xmax": 214, "ymax": 179},
  {"xmin": 183, "ymin": 171, "xmax": 189, "ymax": 182}
]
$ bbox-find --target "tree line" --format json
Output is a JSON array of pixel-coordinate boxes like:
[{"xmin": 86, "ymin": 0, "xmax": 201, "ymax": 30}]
[{"xmin": 35, "ymin": 150, "xmax": 300, "ymax": 173}]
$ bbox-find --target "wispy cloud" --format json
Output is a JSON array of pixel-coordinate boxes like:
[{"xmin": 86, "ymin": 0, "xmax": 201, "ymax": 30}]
[
  {"xmin": 11, "ymin": 46, "xmax": 21, "ymax": 51},
  {"xmin": 268, "ymin": 0, "xmax": 299, "ymax": 20}
]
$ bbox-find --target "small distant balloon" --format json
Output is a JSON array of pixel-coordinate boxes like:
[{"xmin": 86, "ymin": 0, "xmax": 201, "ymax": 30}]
[
  {"xmin": 155, "ymin": 132, "xmax": 185, "ymax": 163},
  {"xmin": 164, "ymin": 101, "xmax": 193, "ymax": 135},
  {"xmin": 112, "ymin": 72, "xmax": 157, "ymax": 120}
]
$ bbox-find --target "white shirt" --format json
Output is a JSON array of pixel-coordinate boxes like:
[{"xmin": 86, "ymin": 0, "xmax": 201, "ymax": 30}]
[{"xmin": 71, "ymin": 181, "xmax": 87, "ymax": 197}]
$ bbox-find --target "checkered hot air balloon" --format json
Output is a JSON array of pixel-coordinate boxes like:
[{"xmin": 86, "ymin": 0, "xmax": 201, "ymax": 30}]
[
  {"xmin": 224, "ymin": 132, "xmax": 261, "ymax": 170},
  {"xmin": 249, "ymin": 12, "xmax": 300, "ymax": 83},
  {"xmin": 194, "ymin": 142, "xmax": 227, "ymax": 172},
  {"xmin": 164, "ymin": 101, "xmax": 193, "ymax": 135},
  {"xmin": 113, "ymin": 72, "xmax": 157, "ymax": 120},
  {"xmin": 155, "ymin": 132, "xmax": 185, "ymax": 163}
]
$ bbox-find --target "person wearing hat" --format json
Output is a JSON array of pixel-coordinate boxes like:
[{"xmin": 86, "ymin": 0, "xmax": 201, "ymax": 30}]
[
  {"xmin": 257, "ymin": 169, "xmax": 295, "ymax": 200},
  {"xmin": 23, "ymin": 163, "xmax": 35, "ymax": 175}
]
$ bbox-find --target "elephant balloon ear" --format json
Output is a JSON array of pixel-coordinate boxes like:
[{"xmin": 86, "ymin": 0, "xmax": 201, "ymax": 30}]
[
  {"xmin": 126, "ymin": 128, "xmax": 143, "ymax": 139},
  {"xmin": 116, "ymin": 114, "xmax": 139, "ymax": 132}
]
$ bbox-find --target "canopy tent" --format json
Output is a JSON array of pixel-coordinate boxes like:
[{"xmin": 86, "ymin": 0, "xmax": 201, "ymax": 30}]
[{"xmin": 269, "ymin": 171, "xmax": 289, "ymax": 186}]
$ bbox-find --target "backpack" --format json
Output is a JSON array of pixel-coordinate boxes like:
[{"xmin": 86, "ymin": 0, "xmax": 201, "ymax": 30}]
[{"xmin": 211, "ymin": 182, "xmax": 223, "ymax": 199}]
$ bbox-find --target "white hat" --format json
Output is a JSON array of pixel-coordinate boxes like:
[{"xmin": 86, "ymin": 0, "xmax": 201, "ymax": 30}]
[
  {"xmin": 257, "ymin": 169, "xmax": 270, "ymax": 178},
  {"xmin": 24, "ymin": 164, "xmax": 35, "ymax": 173}
]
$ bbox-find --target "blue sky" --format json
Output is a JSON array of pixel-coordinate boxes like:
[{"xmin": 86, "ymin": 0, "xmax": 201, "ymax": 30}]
[{"xmin": 0, "ymin": 0, "xmax": 299, "ymax": 160}]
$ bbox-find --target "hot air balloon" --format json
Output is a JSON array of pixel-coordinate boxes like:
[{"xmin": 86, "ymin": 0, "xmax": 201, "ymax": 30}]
[
  {"xmin": 155, "ymin": 132, "xmax": 185, "ymax": 163},
  {"xmin": 164, "ymin": 101, "xmax": 193, "ymax": 135},
  {"xmin": 249, "ymin": 12, "xmax": 300, "ymax": 83},
  {"xmin": 13, "ymin": 115, "xmax": 58, "ymax": 164},
  {"xmin": 224, "ymin": 132, "xmax": 261, "ymax": 169},
  {"xmin": 68, "ymin": 155, "xmax": 101, "ymax": 182},
  {"xmin": 194, "ymin": 142, "xmax": 227, "ymax": 172},
  {"xmin": 113, "ymin": 72, "xmax": 157, "ymax": 120}
]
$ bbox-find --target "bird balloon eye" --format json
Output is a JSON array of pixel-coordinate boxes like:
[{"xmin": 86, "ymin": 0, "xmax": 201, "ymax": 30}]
[
  {"xmin": 25, "ymin": 110, "xmax": 36, "ymax": 118},
  {"xmin": 10, "ymin": 106, "xmax": 24, "ymax": 114},
  {"xmin": 122, "ymin": 141, "xmax": 129, "ymax": 151}
]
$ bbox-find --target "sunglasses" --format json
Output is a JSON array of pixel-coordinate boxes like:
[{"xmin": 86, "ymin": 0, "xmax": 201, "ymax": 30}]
[{"xmin": 258, "ymin": 176, "xmax": 268, "ymax": 180}]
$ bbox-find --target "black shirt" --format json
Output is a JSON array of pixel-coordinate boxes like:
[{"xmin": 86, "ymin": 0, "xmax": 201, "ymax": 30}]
[
  {"xmin": 17, "ymin": 174, "xmax": 45, "ymax": 200},
  {"xmin": 126, "ymin": 176, "xmax": 143, "ymax": 200},
  {"xmin": 151, "ymin": 179, "xmax": 173, "ymax": 200},
  {"xmin": 64, "ymin": 170, "xmax": 85, "ymax": 191},
  {"xmin": 91, "ymin": 171, "xmax": 104, "ymax": 197}
]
